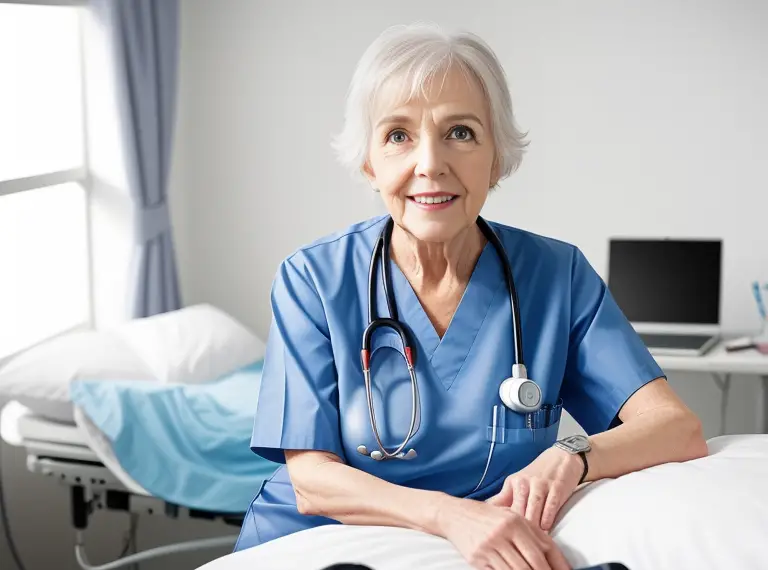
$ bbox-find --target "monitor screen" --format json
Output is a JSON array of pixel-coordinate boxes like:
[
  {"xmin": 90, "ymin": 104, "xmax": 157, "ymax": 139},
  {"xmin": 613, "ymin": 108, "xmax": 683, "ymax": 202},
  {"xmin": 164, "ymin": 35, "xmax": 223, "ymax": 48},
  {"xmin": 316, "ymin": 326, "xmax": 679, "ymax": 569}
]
[{"xmin": 607, "ymin": 239, "xmax": 721, "ymax": 325}]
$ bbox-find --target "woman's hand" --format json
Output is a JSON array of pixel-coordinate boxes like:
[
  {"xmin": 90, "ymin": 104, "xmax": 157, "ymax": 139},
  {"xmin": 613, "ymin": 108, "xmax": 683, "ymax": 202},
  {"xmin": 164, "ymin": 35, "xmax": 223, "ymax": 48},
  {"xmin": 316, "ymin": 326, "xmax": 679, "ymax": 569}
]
[
  {"xmin": 486, "ymin": 447, "xmax": 584, "ymax": 532},
  {"xmin": 437, "ymin": 496, "xmax": 571, "ymax": 570}
]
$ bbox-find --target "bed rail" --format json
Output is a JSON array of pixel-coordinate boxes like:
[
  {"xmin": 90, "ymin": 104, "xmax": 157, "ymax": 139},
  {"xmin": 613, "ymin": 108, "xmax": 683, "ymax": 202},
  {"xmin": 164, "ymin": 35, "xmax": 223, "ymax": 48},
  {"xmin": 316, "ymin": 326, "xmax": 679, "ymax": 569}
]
[{"xmin": 26, "ymin": 454, "xmax": 243, "ymax": 569}]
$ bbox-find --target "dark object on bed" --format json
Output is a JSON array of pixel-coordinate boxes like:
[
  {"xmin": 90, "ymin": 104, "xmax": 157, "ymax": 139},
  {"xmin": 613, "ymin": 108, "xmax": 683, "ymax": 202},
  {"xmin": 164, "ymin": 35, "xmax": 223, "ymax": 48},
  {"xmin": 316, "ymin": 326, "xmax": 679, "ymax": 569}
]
[
  {"xmin": 321, "ymin": 562, "xmax": 629, "ymax": 570},
  {"xmin": 320, "ymin": 565, "xmax": 374, "ymax": 570}
]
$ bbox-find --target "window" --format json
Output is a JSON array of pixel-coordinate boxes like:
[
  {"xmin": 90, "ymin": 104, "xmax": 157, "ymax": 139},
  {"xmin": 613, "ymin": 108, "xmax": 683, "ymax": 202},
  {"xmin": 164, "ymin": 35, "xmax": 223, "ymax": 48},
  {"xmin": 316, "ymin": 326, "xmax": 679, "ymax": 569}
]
[{"xmin": 0, "ymin": 1, "xmax": 91, "ymax": 359}]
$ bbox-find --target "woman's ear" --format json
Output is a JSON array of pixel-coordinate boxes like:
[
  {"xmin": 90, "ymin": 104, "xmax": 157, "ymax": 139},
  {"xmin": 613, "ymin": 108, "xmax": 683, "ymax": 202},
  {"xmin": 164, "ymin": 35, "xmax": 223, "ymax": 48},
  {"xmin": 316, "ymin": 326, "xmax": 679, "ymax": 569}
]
[
  {"xmin": 489, "ymin": 157, "xmax": 500, "ymax": 189},
  {"xmin": 361, "ymin": 160, "xmax": 378, "ymax": 192}
]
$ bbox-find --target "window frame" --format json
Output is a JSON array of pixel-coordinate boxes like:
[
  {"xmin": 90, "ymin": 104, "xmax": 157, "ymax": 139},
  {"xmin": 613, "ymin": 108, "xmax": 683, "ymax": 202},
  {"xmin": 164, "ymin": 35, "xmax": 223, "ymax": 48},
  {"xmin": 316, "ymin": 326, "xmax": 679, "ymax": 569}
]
[
  {"xmin": 0, "ymin": 0, "xmax": 94, "ymax": 363},
  {"xmin": 1, "ymin": 0, "xmax": 87, "ymax": 7}
]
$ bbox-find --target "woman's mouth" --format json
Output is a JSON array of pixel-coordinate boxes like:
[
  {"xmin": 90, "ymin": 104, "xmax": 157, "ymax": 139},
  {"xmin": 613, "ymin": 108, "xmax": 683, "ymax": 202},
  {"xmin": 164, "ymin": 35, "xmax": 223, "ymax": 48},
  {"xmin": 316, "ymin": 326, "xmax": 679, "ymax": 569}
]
[{"xmin": 407, "ymin": 194, "xmax": 458, "ymax": 210}]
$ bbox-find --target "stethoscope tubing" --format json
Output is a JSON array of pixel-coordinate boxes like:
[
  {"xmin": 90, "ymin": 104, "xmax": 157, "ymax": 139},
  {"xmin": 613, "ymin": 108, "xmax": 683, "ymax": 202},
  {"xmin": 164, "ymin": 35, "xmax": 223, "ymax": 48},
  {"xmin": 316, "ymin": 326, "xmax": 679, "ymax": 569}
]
[
  {"xmin": 359, "ymin": 216, "xmax": 530, "ymax": 462},
  {"xmin": 362, "ymin": 364, "xmax": 420, "ymax": 460}
]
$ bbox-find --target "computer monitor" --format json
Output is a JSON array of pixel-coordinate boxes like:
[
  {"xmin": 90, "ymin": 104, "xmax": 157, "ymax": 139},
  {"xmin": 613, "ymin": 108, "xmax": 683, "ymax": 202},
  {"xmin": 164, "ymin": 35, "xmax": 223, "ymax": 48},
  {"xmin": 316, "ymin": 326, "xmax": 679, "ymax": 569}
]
[{"xmin": 607, "ymin": 239, "xmax": 722, "ymax": 332}]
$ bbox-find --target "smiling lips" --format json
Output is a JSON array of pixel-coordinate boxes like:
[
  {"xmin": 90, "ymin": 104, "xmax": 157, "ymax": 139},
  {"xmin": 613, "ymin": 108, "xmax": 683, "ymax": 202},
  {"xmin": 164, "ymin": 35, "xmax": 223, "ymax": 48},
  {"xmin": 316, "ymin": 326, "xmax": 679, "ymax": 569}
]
[{"xmin": 407, "ymin": 192, "xmax": 458, "ymax": 210}]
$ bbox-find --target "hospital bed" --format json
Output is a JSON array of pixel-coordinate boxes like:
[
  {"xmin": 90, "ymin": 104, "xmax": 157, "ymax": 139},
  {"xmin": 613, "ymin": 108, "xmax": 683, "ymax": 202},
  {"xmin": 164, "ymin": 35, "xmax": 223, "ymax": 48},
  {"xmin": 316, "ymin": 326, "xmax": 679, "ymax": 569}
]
[
  {"xmin": 0, "ymin": 304, "xmax": 278, "ymax": 570},
  {"xmin": 0, "ymin": 401, "xmax": 245, "ymax": 569},
  {"xmin": 195, "ymin": 434, "xmax": 768, "ymax": 570}
]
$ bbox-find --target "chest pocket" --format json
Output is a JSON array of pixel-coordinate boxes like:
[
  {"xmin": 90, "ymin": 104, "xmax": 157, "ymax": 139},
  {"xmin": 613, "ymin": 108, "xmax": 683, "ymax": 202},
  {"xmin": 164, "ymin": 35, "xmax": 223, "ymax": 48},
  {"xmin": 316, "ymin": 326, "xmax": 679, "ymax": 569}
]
[
  {"xmin": 486, "ymin": 399, "xmax": 563, "ymax": 444},
  {"xmin": 477, "ymin": 400, "xmax": 563, "ymax": 487}
]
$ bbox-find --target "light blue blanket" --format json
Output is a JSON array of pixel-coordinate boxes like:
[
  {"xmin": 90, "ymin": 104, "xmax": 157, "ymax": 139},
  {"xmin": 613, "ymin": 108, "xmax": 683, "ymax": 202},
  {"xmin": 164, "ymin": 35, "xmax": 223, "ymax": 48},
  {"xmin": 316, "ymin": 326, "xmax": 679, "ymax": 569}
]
[{"xmin": 70, "ymin": 361, "xmax": 278, "ymax": 514}]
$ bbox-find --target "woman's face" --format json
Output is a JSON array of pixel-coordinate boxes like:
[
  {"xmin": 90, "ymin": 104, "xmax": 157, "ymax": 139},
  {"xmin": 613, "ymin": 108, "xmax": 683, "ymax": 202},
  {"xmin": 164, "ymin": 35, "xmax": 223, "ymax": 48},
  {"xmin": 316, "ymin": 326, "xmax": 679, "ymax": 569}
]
[{"xmin": 363, "ymin": 66, "xmax": 498, "ymax": 244}]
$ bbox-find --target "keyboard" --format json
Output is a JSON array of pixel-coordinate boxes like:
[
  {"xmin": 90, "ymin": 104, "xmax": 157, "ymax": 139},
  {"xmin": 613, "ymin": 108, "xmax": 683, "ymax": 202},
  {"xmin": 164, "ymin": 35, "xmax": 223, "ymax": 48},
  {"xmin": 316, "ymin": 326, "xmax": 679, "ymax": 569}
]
[{"xmin": 639, "ymin": 333, "xmax": 716, "ymax": 351}]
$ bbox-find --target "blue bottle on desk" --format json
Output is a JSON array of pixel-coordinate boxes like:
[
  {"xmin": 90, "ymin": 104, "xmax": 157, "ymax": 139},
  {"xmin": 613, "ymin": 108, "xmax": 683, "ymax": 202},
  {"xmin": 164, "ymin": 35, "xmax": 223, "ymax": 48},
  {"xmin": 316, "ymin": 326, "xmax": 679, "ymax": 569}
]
[{"xmin": 754, "ymin": 282, "xmax": 768, "ymax": 339}]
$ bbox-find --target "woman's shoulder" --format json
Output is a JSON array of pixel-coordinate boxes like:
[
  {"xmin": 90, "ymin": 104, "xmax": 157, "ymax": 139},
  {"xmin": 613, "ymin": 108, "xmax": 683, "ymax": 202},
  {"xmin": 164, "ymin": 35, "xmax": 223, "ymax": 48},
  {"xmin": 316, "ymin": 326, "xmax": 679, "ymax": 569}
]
[
  {"xmin": 486, "ymin": 218, "xmax": 580, "ymax": 265},
  {"xmin": 486, "ymin": 220, "xmax": 603, "ymax": 298},
  {"xmin": 296, "ymin": 215, "xmax": 387, "ymax": 256},
  {"xmin": 274, "ymin": 215, "xmax": 387, "ymax": 283}
]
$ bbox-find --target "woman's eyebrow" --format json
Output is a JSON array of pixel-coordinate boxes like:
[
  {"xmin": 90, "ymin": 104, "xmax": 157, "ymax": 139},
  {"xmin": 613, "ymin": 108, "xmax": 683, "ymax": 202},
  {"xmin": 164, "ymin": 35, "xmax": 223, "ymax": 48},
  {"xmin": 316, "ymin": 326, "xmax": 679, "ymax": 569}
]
[
  {"xmin": 442, "ymin": 113, "xmax": 484, "ymax": 127},
  {"xmin": 375, "ymin": 112, "xmax": 485, "ymax": 129},
  {"xmin": 375, "ymin": 114, "xmax": 412, "ymax": 129}
]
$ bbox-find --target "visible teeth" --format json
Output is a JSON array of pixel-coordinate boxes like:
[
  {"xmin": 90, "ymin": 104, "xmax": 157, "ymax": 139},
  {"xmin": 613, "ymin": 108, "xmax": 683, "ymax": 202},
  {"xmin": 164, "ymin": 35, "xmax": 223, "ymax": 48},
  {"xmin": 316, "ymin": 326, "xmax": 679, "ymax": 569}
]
[{"xmin": 413, "ymin": 195, "xmax": 454, "ymax": 204}]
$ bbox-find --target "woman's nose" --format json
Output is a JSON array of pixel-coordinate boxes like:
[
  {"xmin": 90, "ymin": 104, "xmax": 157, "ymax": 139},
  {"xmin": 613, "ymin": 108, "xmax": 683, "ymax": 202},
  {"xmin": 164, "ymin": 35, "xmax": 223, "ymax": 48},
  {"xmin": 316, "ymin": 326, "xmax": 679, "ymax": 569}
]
[{"xmin": 413, "ymin": 136, "xmax": 447, "ymax": 179}]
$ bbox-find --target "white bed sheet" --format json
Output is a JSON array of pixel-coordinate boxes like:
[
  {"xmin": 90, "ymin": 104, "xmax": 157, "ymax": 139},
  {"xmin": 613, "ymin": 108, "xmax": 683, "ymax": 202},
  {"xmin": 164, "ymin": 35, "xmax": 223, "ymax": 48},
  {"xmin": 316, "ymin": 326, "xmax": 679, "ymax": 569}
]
[
  {"xmin": 73, "ymin": 404, "xmax": 150, "ymax": 496},
  {"xmin": 197, "ymin": 434, "xmax": 768, "ymax": 570}
]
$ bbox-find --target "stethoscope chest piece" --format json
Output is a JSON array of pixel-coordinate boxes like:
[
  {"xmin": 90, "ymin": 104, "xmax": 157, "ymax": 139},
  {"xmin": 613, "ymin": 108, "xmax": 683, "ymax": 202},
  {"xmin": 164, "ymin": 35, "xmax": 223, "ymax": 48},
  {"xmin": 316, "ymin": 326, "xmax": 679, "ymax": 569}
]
[
  {"xmin": 357, "ymin": 444, "xmax": 418, "ymax": 461},
  {"xmin": 498, "ymin": 364, "xmax": 542, "ymax": 414}
]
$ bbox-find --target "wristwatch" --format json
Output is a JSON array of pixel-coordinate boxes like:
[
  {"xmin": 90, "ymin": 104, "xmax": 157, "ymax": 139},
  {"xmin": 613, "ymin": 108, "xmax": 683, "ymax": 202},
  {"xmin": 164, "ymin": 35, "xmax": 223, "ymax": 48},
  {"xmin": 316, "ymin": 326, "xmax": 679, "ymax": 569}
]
[{"xmin": 554, "ymin": 434, "xmax": 591, "ymax": 485}]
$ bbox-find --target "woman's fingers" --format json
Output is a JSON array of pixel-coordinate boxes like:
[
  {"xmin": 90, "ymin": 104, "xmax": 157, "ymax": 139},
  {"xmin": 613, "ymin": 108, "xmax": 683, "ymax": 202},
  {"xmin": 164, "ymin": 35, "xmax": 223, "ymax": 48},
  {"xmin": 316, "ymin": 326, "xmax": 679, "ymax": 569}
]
[
  {"xmin": 540, "ymin": 481, "xmax": 565, "ymax": 531},
  {"xmin": 544, "ymin": 543, "xmax": 572, "ymax": 570},
  {"xmin": 524, "ymin": 478, "xmax": 548, "ymax": 529},
  {"xmin": 530, "ymin": 525, "xmax": 572, "ymax": 570},
  {"xmin": 512, "ymin": 523, "xmax": 554, "ymax": 570},
  {"xmin": 513, "ymin": 478, "xmax": 566, "ymax": 532},
  {"xmin": 488, "ymin": 547, "xmax": 530, "ymax": 570},
  {"xmin": 487, "ymin": 477, "xmax": 516, "ymax": 507},
  {"xmin": 510, "ymin": 477, "xmax": 529, "ymax": 517}
]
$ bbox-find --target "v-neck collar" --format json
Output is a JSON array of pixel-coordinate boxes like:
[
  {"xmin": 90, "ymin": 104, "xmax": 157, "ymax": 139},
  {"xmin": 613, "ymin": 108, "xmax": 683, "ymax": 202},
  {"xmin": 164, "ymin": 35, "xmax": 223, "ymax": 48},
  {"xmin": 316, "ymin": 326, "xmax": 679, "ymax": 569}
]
[{"xmin": 388, "ymin": 242, "xmax": 506, "ymax": 390}]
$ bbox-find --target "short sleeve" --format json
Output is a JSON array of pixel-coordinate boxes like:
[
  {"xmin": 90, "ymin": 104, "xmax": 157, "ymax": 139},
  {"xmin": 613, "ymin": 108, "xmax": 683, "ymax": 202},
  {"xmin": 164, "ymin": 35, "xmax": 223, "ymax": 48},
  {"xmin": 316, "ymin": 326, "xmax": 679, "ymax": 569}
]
[
  {"xmin": 249, "ymin": 256, "xmax": 344, "ymax": 464},
  {"xmin": 560, "ymin": 247, "xmax": 666, "ymax": 435}
]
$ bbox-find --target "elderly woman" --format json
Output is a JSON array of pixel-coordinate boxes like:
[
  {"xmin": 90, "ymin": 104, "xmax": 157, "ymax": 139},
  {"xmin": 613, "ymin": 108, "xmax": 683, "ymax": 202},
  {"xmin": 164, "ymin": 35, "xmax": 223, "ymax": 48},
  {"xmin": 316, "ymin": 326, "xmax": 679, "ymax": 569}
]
[{"xmin": 234, "ymin": 23, "xmax": 708, "ymax": 570}]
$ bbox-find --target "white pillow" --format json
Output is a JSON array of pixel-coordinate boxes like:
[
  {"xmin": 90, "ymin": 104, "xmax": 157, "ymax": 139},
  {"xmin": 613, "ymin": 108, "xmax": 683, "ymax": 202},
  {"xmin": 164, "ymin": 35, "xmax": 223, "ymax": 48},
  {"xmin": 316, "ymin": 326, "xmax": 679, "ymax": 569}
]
[
  {"xmin": 0, "ymin": 329, "xmax": 154, "ymax": 422},
  {"xmin": 0, "ymin": 304, "xmax": 266, "ymax": 422},
  {"xmin": 197, "ymin": 434, "xmax": 768, "ymax": 570},
  {"xmin": 113, "ymin": 303, "xmax": 266, "ymax": 385},
  {"xmin": 552, "ymin": 433, "xmax": 768, "ymax": 569}
]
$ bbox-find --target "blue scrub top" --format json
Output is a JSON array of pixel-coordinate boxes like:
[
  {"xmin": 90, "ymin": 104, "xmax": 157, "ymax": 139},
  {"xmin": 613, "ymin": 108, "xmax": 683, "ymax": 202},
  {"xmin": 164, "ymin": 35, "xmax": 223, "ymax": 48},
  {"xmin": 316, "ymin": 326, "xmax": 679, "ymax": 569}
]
[{"xmin": 234, "ymin": 215, "xmax": 664, "ymax": 552}]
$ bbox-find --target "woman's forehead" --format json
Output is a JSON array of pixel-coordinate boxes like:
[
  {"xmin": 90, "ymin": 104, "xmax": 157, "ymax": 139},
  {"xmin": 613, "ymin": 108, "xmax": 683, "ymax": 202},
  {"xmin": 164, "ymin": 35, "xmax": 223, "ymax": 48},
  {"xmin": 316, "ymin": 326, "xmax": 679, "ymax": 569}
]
[{"xmin": 371, "ymin": 65, "xmax": 489, "ymax": 121}]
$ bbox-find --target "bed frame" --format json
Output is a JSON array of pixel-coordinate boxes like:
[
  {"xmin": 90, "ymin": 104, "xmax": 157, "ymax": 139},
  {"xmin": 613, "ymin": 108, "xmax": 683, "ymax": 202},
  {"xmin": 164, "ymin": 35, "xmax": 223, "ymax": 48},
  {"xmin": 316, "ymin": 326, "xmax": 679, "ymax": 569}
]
[{"xmin": 21, "ymin": 439, "xmax": 242, "ymax": 570}]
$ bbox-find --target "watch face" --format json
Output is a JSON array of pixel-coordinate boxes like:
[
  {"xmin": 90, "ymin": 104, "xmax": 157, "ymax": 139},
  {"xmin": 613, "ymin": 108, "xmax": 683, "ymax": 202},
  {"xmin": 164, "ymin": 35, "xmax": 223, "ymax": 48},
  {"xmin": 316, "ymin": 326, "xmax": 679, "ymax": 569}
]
[{"xmin": 558, "ymin": 434, "xmax": 590, "ymax": 453}]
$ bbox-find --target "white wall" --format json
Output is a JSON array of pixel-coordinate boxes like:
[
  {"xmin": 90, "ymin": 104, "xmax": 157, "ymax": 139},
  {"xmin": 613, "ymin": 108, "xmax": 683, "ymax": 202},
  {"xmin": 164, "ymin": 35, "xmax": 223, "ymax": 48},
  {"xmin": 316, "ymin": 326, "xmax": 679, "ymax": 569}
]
[
  {"xmin": 172, "ymin": 0, "xmax": 768, "ymax": 440},
  {"xmin": 2, "ymin": 1, "xmax": 768, "ymax": 569}
]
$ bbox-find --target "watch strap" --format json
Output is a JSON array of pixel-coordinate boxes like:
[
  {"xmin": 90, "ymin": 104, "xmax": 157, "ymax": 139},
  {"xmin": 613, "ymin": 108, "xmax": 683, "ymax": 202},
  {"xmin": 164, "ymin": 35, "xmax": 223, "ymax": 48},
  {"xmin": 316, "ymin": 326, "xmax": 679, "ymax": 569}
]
[{"xmin": 577, "ymin": 451, "xmax": 589, "ymax": 485}]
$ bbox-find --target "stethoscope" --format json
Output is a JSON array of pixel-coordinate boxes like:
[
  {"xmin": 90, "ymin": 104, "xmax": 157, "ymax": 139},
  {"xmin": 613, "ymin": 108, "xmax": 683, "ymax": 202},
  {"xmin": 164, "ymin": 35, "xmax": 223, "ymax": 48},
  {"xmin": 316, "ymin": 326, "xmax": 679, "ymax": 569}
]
[{"xmin": 356, "ymin": 216, "xmax": 543, "ymax": 471}]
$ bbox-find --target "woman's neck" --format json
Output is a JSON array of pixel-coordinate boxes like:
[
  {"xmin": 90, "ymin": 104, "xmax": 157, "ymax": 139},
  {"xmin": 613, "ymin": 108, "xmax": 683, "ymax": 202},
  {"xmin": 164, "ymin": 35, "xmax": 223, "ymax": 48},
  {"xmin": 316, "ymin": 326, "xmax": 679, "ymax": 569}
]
[{"xmin": 390, "ymin": 222, "xmax": 486, "ymax": 292}]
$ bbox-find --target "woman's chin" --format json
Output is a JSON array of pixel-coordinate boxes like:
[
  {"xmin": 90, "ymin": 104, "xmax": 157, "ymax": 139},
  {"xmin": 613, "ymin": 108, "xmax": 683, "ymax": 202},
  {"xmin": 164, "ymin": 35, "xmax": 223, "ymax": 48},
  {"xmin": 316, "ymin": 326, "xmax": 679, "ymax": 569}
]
[{"xmin": 400, "ymin": 216, "xmax": 467, "ymax": 244}]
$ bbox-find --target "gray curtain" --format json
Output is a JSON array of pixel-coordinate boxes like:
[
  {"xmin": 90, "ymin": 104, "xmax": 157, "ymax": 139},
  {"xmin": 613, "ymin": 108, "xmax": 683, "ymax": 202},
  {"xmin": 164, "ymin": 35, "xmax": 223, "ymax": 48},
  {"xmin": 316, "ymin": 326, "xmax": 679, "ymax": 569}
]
[{"xmin": 91, "ymin": 0, "xmax": 182, "ymax": 318}]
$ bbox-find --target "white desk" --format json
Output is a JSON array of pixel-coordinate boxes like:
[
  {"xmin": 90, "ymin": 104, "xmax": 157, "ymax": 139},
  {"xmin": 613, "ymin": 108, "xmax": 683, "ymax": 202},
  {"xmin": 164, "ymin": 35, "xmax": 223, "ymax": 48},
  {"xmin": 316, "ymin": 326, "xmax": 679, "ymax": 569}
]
[{"xmin": 653, "ymin": 342, "xmax": 768, "ymax": 435}]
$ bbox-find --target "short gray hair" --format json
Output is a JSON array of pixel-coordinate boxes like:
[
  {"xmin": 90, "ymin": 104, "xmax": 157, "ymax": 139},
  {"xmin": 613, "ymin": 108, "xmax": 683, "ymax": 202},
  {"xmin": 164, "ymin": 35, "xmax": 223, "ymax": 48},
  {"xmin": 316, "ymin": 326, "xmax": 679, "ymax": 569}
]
[{"xmin": 331, "ymin": 22, "xmax": 529, "ymax": 184}]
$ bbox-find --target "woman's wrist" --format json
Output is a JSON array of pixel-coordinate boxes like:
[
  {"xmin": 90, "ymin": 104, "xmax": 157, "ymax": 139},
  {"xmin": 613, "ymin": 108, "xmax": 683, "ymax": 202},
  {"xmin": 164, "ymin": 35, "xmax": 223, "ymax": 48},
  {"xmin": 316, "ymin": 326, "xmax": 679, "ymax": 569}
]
[
  {"xmin": 430, "ymin": 492, "xmax": 462, "ymax": 538},
  {"xmin": 544, "ymin": 445, "xmax": 587, "ymax": 485}
]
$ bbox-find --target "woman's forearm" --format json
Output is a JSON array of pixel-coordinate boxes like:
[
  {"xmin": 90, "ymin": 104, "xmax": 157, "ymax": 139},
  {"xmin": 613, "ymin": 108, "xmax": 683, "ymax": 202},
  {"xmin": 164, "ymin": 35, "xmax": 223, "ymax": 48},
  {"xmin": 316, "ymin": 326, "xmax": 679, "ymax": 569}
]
[
  {"xmin": 286, "ymin": 450, "xmax": 450, "ymax": 536},
  {"xmin": 584, "ymin": 408, "xmax": 708, "ymax": 483}
]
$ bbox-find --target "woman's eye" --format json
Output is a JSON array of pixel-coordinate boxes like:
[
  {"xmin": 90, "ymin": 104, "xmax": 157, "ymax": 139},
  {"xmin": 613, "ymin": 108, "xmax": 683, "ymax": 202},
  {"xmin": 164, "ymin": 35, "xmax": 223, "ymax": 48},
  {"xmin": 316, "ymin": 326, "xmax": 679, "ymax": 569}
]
[
  {"xmin": 449, "ymin": 125, "xmax": 475, "ymax": 141},
  {"xmin": 388, "ymin": 130, "xmax": 408, "ymax": 144}
]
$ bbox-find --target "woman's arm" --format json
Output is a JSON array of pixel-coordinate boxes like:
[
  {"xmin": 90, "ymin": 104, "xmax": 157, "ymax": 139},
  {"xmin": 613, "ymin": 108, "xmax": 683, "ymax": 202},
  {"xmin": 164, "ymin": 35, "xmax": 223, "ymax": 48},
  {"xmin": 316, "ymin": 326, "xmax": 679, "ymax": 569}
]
[
  {"xmin": 285, "ymin": 449, "xmax": 447, "ymax": 535},
  {"xmin": 285, "ymin": 450, "xmax": 572, "ymax": 570},
  {"xmin": 582, "ymin": 377, "xmax": 709, "ymax": 482},
  {"xmin": 486, "ymin": 378, "xmax": 708, "ymax": 531}
]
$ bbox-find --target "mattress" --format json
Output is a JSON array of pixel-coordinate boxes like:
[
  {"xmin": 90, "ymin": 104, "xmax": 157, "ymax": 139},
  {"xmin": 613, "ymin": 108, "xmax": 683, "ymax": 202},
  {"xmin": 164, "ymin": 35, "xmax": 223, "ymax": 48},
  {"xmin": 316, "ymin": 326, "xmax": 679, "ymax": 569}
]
[
  {"xmin": 15, "ymin": 408, "xmax": 89, "ymax": 447},
  {"xmin": 1, "ymin": 400, "xmax": 149, "ymax": 496}
]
